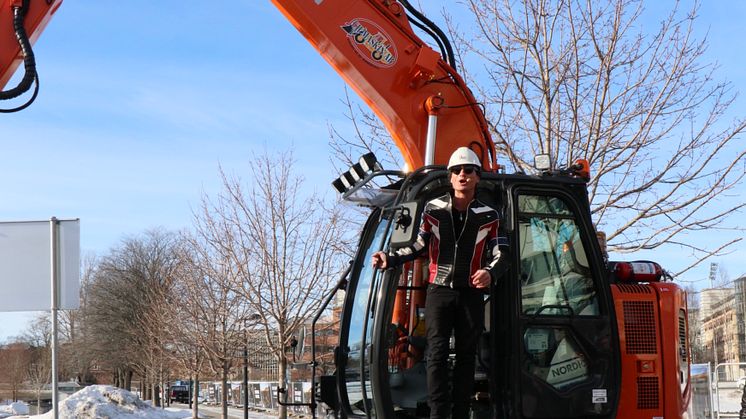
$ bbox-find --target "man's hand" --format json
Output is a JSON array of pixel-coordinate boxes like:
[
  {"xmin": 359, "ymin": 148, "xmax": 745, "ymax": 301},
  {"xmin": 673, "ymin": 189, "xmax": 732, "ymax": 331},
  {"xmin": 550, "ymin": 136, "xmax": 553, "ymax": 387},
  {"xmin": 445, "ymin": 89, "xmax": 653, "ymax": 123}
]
[
  {"xmin": 371, "ymin": 251, "xmax": 388, "ymax": 269},
  {"xmin": 471, "ymin": 269, "xmax": 491, "ymax": 288}
]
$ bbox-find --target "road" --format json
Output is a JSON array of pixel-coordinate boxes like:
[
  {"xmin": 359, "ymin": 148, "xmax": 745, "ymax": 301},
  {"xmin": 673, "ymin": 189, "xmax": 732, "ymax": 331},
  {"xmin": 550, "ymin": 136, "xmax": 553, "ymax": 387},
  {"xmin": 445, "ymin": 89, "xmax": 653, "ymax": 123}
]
[{"xmin": 169, "ymin": 403, "xmax": 312, "ymax": 419}]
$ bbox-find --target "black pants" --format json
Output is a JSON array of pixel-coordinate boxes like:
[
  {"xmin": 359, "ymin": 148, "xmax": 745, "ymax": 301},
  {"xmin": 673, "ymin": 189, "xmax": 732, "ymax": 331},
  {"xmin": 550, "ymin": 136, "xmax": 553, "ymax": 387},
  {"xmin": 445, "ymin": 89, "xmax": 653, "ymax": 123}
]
[{"xmin": 425, "ymin": 284, "xmax": 484, "ymax": 419}]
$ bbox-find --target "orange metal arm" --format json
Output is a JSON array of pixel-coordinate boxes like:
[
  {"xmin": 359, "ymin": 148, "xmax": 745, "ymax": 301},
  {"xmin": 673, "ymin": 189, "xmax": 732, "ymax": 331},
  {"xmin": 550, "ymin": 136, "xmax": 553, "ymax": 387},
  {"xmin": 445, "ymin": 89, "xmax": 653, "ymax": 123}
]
[
  {"xmin": 271, "ymin": 0, "xmax": 497, "ymax": 170},
  {"xmin": 0, "ymin": 0, "xmax": 62, "ymax": 90}
]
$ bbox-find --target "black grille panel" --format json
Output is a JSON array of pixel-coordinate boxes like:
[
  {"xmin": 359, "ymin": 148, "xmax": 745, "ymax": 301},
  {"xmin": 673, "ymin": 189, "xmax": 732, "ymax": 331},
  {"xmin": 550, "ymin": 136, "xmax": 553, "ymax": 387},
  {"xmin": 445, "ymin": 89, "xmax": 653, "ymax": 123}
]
[
  {"xmin": 678, "ymin": 309, "xmax": 688, "ymax": 364},
  {"xmin": 623, "ymin": 301, "xmax": 657, "ymax": 354},
  {"xmin": 617, "ymin": 283, "xmax": 652, "ymax": 294},
  {"xmin": 637, "ymin": 376, "xmax": 659, "ymax": 409}
]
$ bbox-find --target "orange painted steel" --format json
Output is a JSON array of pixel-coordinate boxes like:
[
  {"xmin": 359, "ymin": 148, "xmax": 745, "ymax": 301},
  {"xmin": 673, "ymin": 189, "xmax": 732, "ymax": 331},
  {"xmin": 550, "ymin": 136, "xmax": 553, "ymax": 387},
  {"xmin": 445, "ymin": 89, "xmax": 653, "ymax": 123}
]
[
  {"xmin": 270, "ymin": 0, "xmax": 497, "ymax": 171},
  {"xmin": 389, "ymin": 259, "xmax": 427, "ymax": 370},
  {"xmin": 391, "ymin": 262, "xmax": 411, "ymax": 332},
  {"xmin": 611, "ymin": 282, "xmax": 690, "ymax": 419},
  {"xmin": 405, "ymin": 258, "xmax": 426, "ymax": 369},
  {"xmin": 0, "ymin": 0, "xmax": 62, "ymax": 89}
]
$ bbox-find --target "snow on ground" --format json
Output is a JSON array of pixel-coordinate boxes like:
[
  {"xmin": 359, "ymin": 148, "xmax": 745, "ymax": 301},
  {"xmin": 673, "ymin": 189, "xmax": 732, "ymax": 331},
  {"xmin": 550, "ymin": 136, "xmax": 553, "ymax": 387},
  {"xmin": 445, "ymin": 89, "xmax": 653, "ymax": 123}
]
[
  {"xmin": 0, "ymin": 401, "xmax": 29, "ymax": 418},
  {"xmin": 4, "ymin": 385, "xmax": 193, "ymax": 419},
  {"xmin": 0, "ymin": 386, "xmax": 286, "ymax": 419}
]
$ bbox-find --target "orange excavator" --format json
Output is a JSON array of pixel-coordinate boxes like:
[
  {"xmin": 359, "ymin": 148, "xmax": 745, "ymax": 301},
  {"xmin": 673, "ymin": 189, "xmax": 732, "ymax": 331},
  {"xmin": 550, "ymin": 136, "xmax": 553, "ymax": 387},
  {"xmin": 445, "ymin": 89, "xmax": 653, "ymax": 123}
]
[{"xmin": 1, "ymin": 1, "xmax": 691, "ymax": 418}]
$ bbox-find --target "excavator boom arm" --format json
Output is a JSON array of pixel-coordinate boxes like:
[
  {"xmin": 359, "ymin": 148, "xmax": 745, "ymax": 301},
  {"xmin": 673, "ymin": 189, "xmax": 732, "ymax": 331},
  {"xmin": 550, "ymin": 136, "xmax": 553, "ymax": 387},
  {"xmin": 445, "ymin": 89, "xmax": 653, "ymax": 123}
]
[
  {"xmin": 271, "ymin": 0, "xmax": 497, "ymax": 170},
  {"xmin": 0, "ymin": 0, "xmax": 62, "ymax": 90},
  {"xmin": 2, "ymin": 0, "xmax": 496, "ymax": 169}
]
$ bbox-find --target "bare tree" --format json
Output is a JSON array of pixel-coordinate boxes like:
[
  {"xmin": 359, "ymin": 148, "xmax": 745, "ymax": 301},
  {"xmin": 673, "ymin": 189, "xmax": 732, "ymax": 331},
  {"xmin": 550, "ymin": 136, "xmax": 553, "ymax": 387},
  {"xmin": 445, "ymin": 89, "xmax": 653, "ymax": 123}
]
[
  {"xmin": 715, "ymin": 264, "xmax": 731, "ymax": 288},
  {"xmin": 331, "ymin": 0, "xmax": 745, "ymax": 276},
  {"xmin": 59, "ymin": 253, "xmax": 98, "ymax": 383},
  {"xmin": 22, "ymin": 315, "xmax": 52, "ymax": 412},
  {"xmin": 0, "ymin": 342, "xmax": 30, "ymax": 401},
  {"xmin": 683, "ymin": 285, "xmax": 708, "ymax": 363},
  {"xmin": 176, "ymin": 234, "xmax": 249, "ymax": 419},
  {"xmin": 62, "ymin": 254, "xmax": 99, "ymax": 385},
  {"xmin": 329, "ymin": 87, "xmax": 403, "ymax": 173},
  {"xmin": 85, "ymin": 229, "xmax": 182, "ymax": 400},
  {"xmin": 443, "ymin": 0, "xmax": 745, "ymax": 274},
  {"xmin": 193, "ymin": 149, "xmax": 348, "ymax": 419},
  {"xmin": 165, "ymin": 248, "xmax": 210, "ymax": 419}
]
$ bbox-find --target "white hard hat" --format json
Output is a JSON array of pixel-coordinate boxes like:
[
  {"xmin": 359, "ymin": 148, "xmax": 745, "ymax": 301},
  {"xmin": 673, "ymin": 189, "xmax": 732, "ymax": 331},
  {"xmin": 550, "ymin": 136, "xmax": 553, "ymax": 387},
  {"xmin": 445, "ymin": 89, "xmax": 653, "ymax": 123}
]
[{"xmin": 447, "ymin": 147, "xmax": 481, "ymax": 169}]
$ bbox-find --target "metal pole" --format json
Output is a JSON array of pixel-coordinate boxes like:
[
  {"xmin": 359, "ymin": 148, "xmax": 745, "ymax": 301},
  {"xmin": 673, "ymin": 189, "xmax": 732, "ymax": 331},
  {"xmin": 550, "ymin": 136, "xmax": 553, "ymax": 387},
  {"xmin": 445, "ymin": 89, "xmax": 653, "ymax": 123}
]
[
  {"xmin": 243, "ymin": 341, "xmax": 248, "ymax": 419},
  {"xmin": 425, "ymin": 114, "xmax": 437, "ymax": 165},
  {"xmin": 50, "ymin": 217, "xmax": 59, "ymax": 419}
]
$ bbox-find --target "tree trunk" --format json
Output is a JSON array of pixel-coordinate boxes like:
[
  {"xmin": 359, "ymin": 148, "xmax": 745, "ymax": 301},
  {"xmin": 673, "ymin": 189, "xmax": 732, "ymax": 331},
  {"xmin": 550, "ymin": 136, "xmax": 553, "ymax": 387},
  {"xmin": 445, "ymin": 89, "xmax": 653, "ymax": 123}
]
[
  {"xmin": 221, "ymin": 368, "xmax": 229, "ymax": 419},
  {"xmin": 160, "ymin": 366, "xmax": 166, "ymax": 408},
  {"xmin": 278, "ymin": 357, "xmax": 288, "ymax": 419},
  {"xmin": 152, "ymin": 382, "xmax": 160, "ymax": 407},
  {"xmin": 125, "ymin": 369, "xmax": 133, "ymax": 391},
  {"xmin": 191, "ymin": 375, "xmax": 200, "ymax": 419}
]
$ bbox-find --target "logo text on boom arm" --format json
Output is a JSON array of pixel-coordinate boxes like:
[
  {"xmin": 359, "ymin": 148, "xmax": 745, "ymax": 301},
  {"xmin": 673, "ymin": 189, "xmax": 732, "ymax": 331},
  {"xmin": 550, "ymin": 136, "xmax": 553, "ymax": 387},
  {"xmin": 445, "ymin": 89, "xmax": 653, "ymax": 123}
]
[{"xmin": 341, "ymin": 18, "xmax": 398, "ymax": 68}]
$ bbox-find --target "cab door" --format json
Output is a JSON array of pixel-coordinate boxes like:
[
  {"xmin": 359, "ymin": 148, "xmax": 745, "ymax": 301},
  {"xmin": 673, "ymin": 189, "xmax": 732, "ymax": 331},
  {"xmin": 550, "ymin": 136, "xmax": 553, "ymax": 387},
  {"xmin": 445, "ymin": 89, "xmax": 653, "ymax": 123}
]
[
  {"xmin": 337, "ymin": 209, "xmax": 392, "ymax": 417},
  {"xmin": 508, "ymin": 186, "xmax": 620, "ymax": 418}
]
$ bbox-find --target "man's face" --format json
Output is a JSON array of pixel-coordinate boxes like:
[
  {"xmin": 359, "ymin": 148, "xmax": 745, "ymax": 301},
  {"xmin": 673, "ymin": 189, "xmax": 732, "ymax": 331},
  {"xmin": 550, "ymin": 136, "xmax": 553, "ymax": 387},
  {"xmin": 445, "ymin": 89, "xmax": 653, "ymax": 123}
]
[{"xmin": 449, "ymin": 165, "xmax": 480, "ymax": 194}]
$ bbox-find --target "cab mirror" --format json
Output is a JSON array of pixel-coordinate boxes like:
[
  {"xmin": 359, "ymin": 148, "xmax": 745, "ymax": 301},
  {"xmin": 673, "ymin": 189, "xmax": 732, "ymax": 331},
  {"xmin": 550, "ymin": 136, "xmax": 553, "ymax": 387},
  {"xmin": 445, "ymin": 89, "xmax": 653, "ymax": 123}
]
[{"xmin": 389, "ymin": 201, "xmax": 421, "ymax": 249}]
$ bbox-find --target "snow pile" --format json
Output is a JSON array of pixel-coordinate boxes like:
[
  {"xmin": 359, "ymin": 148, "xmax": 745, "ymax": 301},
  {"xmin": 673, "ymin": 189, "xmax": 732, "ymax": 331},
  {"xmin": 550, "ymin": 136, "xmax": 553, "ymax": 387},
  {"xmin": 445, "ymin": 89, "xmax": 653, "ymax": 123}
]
[
  {"xmin": 29, "ymin": 385, "xmax": 190, "ymax": 419},
  {"xmin": 0, "ymin": 401, "xmax": 29, "ymax": 418}
]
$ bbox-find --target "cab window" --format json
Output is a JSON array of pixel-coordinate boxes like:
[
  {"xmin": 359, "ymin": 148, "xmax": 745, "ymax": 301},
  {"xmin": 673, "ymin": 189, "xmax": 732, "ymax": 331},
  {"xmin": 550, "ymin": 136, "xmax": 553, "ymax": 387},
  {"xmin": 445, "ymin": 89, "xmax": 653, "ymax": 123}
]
[{"xmin": 517, "ymin": 194, "xmax": 598, "ymax": 317}]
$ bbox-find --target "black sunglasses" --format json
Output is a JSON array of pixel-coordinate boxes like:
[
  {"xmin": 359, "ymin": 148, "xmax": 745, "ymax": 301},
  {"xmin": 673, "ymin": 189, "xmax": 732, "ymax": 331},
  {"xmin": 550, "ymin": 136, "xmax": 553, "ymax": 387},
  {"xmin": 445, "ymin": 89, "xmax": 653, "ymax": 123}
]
[{"xmin": 449, "ymin": 165, "xmax": 479, "ymax": 175}]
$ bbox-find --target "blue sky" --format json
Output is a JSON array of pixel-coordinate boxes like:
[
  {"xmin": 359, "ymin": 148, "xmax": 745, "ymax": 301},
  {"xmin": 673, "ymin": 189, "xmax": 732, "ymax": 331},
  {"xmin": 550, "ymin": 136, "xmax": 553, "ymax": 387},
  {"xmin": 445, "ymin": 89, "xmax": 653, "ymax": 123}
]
[{"xmin": 1, "ymin": 1, "xmax": 744, "ymax": 339}]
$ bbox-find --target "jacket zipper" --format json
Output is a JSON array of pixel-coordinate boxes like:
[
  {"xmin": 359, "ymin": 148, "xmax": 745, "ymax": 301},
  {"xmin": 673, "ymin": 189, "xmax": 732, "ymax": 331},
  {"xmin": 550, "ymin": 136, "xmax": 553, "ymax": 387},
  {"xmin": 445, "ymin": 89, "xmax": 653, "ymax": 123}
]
[{"xmin": 450, "ymin": 196, "xmax": 472, "ymax": 288}]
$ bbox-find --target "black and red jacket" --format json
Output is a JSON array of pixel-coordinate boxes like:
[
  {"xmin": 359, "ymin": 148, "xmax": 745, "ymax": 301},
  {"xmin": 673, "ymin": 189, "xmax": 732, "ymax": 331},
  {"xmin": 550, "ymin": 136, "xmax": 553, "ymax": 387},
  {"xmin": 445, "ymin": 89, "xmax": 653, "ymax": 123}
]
[{"xmin": 389, "ymin": 193, "xmax": 508, "ymax": 288}]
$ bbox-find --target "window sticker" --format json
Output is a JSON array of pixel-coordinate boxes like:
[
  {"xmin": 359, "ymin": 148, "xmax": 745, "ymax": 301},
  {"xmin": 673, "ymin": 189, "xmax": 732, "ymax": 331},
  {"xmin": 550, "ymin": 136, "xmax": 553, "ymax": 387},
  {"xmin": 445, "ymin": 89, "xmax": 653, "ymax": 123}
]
[
  {"xmin": 530, "ymin": 218, "xmax": 552, "ymax": 252},
  {"xmin": 592, "ymin": 389, "xmax": 607, "ymax": 403},
  {"xmin": 546, "ymin": 339, "xmax": 588, "ymax": 387},
  {"xmin": 526, "ymin": 332, "xmax": 549, "ymax": 353}
]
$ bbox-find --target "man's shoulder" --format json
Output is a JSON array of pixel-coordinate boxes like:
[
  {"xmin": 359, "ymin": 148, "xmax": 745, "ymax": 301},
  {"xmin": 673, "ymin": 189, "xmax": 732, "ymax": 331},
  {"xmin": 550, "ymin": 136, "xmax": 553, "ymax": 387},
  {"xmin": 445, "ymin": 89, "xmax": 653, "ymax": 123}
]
[
  {"xmin": 424, "ymin": 194, "xmax": 451, "ymax": 211},
  {"xmin": 473, "ymin": 198, "xmax": 499, "ymax": 213},
  {"xmin": 471, "ymin": 199, "xmax": 500, "ymax": 223}
]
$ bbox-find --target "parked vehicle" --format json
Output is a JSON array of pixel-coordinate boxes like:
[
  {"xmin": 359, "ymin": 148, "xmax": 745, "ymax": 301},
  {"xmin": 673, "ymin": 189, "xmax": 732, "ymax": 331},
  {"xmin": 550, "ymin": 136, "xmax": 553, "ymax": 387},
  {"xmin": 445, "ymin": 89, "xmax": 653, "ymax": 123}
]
[{"xmin": 169, "ymin": 385, "xmax": 189, "ymax": 404}]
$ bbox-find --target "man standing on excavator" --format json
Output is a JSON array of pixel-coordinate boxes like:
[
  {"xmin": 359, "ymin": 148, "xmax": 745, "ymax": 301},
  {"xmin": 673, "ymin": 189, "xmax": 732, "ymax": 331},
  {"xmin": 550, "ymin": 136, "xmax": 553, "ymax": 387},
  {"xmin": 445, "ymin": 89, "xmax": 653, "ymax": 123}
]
[{"xmin": 372, "ymin": 147, "xmax": 509, "ymax": 418}]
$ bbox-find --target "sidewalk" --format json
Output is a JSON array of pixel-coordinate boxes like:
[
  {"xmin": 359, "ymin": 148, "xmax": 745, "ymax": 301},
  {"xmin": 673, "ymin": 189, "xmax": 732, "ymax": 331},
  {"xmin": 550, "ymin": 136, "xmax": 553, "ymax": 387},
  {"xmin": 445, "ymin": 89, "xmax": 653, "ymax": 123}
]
[{"xmin": 172, "ymin": 403, "xmax": 313, "ymax": 419}]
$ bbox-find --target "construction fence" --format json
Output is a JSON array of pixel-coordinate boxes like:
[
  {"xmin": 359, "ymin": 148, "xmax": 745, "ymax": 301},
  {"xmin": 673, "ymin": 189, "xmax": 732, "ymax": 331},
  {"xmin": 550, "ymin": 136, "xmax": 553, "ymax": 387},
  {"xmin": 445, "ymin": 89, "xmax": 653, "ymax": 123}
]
[
  {"xmin": 198, "ymin": 380, "xmax": 314, "ymax": 415},
  {"xmin": 689, "ymin": 362, "xmax": 746, "ymax": 419}
]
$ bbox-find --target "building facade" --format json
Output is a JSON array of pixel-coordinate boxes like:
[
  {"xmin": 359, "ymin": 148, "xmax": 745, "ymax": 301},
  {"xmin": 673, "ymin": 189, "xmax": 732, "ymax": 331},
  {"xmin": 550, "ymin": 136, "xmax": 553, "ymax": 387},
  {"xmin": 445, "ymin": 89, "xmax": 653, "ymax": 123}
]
[{"xmin": 699, "ymin": 276, "xmax": 746, "ymax": 381}]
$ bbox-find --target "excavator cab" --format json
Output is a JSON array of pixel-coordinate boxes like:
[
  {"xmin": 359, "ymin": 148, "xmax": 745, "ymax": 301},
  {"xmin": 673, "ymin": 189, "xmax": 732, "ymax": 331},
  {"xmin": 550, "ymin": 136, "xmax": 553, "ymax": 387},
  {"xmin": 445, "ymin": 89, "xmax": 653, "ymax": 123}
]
[{"xmin": 317, "ymin": 162, "xmax": 624, "ymax": 418}]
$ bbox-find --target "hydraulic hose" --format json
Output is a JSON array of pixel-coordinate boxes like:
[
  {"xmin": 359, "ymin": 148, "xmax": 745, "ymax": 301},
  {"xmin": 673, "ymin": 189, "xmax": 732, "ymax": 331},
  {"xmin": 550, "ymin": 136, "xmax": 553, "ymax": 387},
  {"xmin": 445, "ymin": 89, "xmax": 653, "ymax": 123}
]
[
  {"xmin": 0, "ymin": 0, "xmax": 40, "ymax": 112},
  {"xmin": 398, "ymin": 0, "xmax": 456, "ymax": 68}
]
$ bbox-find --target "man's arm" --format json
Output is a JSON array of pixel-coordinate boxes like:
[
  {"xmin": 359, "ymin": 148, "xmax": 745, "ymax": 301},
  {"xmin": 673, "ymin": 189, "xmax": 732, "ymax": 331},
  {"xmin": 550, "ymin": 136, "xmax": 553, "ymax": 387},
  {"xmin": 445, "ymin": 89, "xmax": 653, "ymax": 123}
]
[
  {"xmin": 371, "ymin": 218, "xmax": 431, "ymax": 269},
  {"xmin": 470, "ymin": 219, "xmax": 509, "ymax": 288},
  {"xmin": 485, "ymin": 222, "xmax": 510, "ymax": 280}
]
